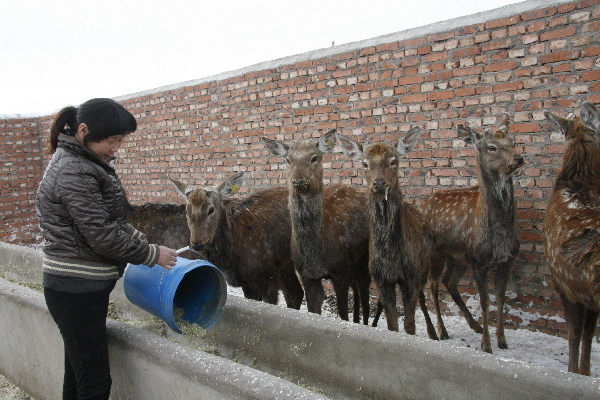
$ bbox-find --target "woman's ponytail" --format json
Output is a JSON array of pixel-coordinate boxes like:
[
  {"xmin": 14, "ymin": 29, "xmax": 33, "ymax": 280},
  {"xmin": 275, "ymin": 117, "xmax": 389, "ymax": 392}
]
[{"xmin": 47, "ymin": 106, "xmax": 77, "ymax": 154}]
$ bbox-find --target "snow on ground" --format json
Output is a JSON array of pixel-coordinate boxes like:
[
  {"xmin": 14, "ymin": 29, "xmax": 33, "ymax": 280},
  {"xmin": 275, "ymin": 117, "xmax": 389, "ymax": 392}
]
[{"xmin": 226, "ymin": 285, "xmax": 600, "ymax": 378}]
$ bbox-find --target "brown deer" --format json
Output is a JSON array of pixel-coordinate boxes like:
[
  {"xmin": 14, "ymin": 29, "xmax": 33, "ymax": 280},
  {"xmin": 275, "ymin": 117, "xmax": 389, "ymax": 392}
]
[
  {"xmin": 544, "ymin": 102, "xmax": 600, "ymax": 376},
  {"xmin": 127, "ymin": 202, "xmax": 200, "ymax": 259},
  {"xmin": 169, "ymin": 172, "xmax": 304, "ymax": 309},
  {"xmin": 336, "ymin": 128, "xmax": 439, "ymax": 339},
  {"xmin": 262, "ymin": 129, "xmax": 371, "ymax": 324},
  {"xmin": 421, "ymin": 115, "xmax": 524, "ymax": 353}
]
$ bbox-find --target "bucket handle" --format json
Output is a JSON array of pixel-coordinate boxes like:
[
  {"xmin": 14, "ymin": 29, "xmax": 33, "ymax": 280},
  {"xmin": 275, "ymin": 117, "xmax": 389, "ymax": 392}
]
[{"xmin": 176, "ymin": 246, "xmax": 205, "ymax": 258}]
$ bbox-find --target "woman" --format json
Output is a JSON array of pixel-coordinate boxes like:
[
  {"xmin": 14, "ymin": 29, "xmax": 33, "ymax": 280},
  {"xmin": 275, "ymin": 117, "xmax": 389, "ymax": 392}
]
[{"xmin": 36, "ymin": 98, "xmax": 178, "ymax": 400}]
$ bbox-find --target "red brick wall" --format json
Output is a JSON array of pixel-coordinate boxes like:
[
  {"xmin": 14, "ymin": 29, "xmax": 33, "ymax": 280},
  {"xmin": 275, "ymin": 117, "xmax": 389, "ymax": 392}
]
[
  {"xmin": 0, "ymin": 117, "xmax": 44, "ymax": 245},
  {"xmin": 2, "ymin": 0, "xmax": 600, "ymax": 336}
]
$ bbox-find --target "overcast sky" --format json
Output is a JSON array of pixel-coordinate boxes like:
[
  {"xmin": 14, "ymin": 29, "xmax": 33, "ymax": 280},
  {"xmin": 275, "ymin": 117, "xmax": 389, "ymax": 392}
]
[{"xmin": 1, "ymin": 0, "xmax": 520, "ymax": 116}]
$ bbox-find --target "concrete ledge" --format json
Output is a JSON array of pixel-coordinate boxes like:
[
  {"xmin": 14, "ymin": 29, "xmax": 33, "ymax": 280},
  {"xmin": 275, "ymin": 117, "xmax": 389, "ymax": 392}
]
[
  {"xmin": 202, "ymin": 297, "xmax": 600, "ymax": 400},
  {"xmin": 2, "ymin": 242, "xmax": 600, "ymax": 400},
  {"xmin": 0, "ymin": 278, "xmax": 327, "ymax": 400}
]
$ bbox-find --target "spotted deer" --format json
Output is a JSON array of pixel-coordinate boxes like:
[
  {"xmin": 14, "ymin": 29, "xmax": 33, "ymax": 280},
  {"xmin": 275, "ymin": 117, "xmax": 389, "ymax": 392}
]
[
  {"xmin": 262, "ymin": 129, "xmax": 371, "ymax": 324},
  {"xmin": 421, "ymin": 115, "xmax": 524, "ymax": 353},
  {"xmin": 544, "ymin": 102, "xmax": 600, "ymax": 376},
  {"xmin": 337, "ymin": 127, "xmax": 440, "ymax": 339},
  {"xmin": 169, "ymin": 172, "xmax": 304, "ymax": 309}
]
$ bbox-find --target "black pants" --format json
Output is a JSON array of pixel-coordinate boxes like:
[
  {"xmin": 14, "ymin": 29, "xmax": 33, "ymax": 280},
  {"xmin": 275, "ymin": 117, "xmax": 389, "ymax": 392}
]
[{"xmin": 44, "ymin": 283, "xmax": 115, "ymax": 400}]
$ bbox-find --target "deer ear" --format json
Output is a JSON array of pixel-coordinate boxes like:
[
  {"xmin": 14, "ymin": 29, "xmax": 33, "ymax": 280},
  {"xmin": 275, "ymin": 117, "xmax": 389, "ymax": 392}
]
[
  {"xmin": 544, "ymin": 111, "xmax": 571, "ymax": 135},
  {"xmin": 318, "ymin": 129, "xmax": 337, "ymax": 154},
  {"xmin": 167, "ymin": 174, "xmax": 189, "ymax": 198},
  {"xmin": 336, "ymin": 132, "xmax": 363, "ymax": 160},
  {"xmin": 396, "ymin": 126, "xmax": 421, "ymax": 157},
  {"xmin": 219, "ymin": 171, "xmax": 245, "ymax": 198},
  {"xmin": 497, "ymin": 114, "xmax": 510, "ymax": 136},
  {"xmin": 457, "ymin": 124, "xmax": 481, "ymax": 145},
  {"xmin": 262, "ymin": 137, "xmax": 289, "ymax": 157},
  {"xmin": 581, "ymin": 102, "xmax": 600, "ymax": 132}
]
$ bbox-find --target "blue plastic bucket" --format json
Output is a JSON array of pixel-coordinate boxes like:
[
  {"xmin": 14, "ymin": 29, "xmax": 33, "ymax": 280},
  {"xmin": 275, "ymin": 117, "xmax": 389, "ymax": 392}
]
[{"xmin": 123, "ymin": 257, "xmax": 227, "ymax": 333}]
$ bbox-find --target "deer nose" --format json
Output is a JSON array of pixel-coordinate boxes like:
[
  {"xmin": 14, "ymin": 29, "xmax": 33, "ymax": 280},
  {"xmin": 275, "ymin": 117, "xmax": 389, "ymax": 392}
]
[
  {"xmin": 292, "ymin": 178, "xmax": 309, "ymax": 192},
  {"xmin": 372, "ymin": 178, "xmax": 386, "ymax": 192},
  {"xmin": 514, "ymin": 154, "xmax": 524, "ymax": 165},
  {"xmin": 191, "ymin": 243, "xmax": 205, "ymax": 252}
]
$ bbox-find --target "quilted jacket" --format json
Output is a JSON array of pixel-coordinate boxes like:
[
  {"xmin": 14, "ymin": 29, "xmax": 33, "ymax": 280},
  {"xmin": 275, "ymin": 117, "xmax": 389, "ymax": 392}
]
[{"xmin": 36, "ymin": 134, "xmax": 159, "ymax": 280}]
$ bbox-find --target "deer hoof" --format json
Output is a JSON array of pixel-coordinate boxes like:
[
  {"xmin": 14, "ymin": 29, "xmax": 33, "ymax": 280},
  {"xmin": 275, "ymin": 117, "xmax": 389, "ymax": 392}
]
[{"xmin": 498, "ymin": 341, "xmax": 508, "ymax": 350}]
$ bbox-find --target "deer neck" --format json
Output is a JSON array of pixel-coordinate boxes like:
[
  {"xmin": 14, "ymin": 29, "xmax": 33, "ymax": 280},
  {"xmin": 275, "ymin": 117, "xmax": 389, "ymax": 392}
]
[
  {"xmin": 369, "ymin": 187, "xmax": 404, "ymax": 246},
  {"xmin": 556, "ymin": 141, "xmax": 600, "ymax": 197},
  {"xmin": 478, "ymin": 166, "xmax": 516, "ymax": 230},
  {"xmin": 288, "ymin": 190, "xmax": 327, "ymax": 276},
  {"xmin": 289, "ymin": 190, "xmax": 325, "ymax": 241},
  {"xmin": 209, "ymin": 206, "xmax": 234, "ymax": 261}
]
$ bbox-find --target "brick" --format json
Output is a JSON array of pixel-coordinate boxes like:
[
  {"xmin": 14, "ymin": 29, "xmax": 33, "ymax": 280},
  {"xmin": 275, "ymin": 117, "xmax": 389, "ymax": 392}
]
[
  {"xmin": 540, "ymin": 50, "xmax": 581, "ymax": 63},
  {"xmin": 428, "ymin": 91, "xmax": 455, "ymax": 101},
  {"xmin": 579, "ymin": 0, "xmax": 600, "ymax": 8},
  {"xmin": 539, "ymin": 26, "xmax": 577, "ymax": 41},
  {"xmin": 452, "ymin": 65, "xmax": 484, "ymax": 77},
  {"xmin": 493, "ymin": 81, "xmax": 524, "ymax": 92},
  {"xmin": 452, "ymin": 46, "xmax": 481, "ymax": 58},
  {"xmin": 521, "ymin": 7, "xmax": 557, "ymax": 21},
  {"xmin": 484, "ymin": 60, "xmax": 518, "ymax": 72},
  {"xmin": 401, "ymin": 93, "xmax": 428, "ymax": 103},
  {"xmin": 486, "ymin": 15, "xmax": 520, "ymax": 29},
  {"xmin": 427, "ymin": 32, "xmax": 455, "ymax": 42}
]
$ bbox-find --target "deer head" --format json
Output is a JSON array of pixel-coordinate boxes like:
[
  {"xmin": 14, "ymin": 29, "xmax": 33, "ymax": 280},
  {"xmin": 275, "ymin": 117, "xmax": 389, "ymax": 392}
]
[
  {"xmin": 262, "ymin": 129, "xmax": 336, "ymax": 195},
  {"xmin": 545, "ymin": 102, "xmax": 600, "ymax": 193},
  {"xmin": 457, "ymin": 115, "xmax": 524, "ymax": 181},
  {"xmin": 168, "ymin": 172, "xmax": 244, "ymax": 251},
  {"xmin": 545, "ymin": 101, "xmax": 600, "ymax": 151},
  {"xmin": 337, "ymin": 127, "xmax": 421, "ymax": 197}
]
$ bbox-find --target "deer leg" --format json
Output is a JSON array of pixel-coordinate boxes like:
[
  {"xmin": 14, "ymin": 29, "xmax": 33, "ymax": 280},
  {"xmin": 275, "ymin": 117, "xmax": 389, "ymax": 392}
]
[
  {"xmin": 351, "ymin": 284, "xmax": 360, "ymax": 323},
  {"xmin": 444, "ymin": 261, "xmax": 483, "ymax": 333},
  {"xmin": 430, "ymin": 254, "xmax": 449, "ymax": 340},
  {"xmin": 494, "ymin": 262, "xmax": 513, "ymax": 350},
  {"xmin": 579, "ymin": 308, "xmax": 599, "ymax": 376},
  {"xmin": 378, "ymin": 281, "xmax": 399, "ymax": 332},
  {"xmin": 303, "ymin": 277, "xmax": 325, "ymax": 315},
  {"xmin": 332, "ymin": 279, "xmax": 350, "ymax": 321},
  {"xmin": 372, "ymin": 301, "xmax": 383, "ymax": 327},
  {"xmin": 473, "ymin": 267, "xmax": 492, "ymax": 353},
  {"xmin": 559, "ymin": 291, "xmax": 584, "ymax": 374},
  {"xmin": 419, "ymin": 291, "xmax": 439, "ymax": 340},
  {"xmin": 400, "ymin": 284, "xmax": 417, "ymax": 335},
  {"xmin": 281, "ymin": 267, "xmax": 304, "ymax": 310},
  {"xmin": 263, "ymin": 283, "xmax": 280, "ymax": 305},
  {"xmin": 430, "ymin": 279, "xmax": 449, "ymax": 340},
  {"xmin": 350, "ymin": 282, "xmax": 370, "ymax": 325},
  {"xmin": 241, "ymin": 286, "xmax": 261, "ymax": 301},
  {"xmin": 359, "ymin": 282, "xmax": 371, "ymax": 326}
]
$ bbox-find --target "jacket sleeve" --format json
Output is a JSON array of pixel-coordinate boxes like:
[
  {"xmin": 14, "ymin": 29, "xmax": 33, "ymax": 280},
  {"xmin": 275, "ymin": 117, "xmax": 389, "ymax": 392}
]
[{"xmin": 56, "ymin": 161, "xmax": 159, "ymax": 267}]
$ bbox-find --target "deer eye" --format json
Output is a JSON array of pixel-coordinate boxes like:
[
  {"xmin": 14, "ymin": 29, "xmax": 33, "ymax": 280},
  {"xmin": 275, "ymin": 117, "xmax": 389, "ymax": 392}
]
[
  {"xmin": 390, "ymin": 159, "xmax": 397, "ymax": 167},
  {"xmin": 362, "ymin": 161, "xmax": 368, "ymax": 169},
  {"xmin": 310, "ymin": 155, "xmax": 318, "ymax": 164},
  {"xmin": 487, "ymin": 144, "xmax": 497, "ymax": 152},
  {"xmin": 207, "ymin": 207, "xmax": 215, "ymax": 215},
  {"xmin": 285, "ymin": 157, "xmax": 291, "ymax": 164}
]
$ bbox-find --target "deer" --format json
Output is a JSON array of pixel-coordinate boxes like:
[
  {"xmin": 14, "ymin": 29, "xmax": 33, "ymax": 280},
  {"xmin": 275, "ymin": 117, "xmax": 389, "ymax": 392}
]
[
  {"xmin": 127, "ymin": 202, "xmax": 200, "ymax": 259},
  {"xmin": 543, "ymin": 101, "xmax": 600, "ymax": 376},
  {"xmin": 262, "ymin": 129, "xmax": 371, "ymax": 324},
  {"xmin": 420, "ymin": 114, "xmax": 524, "ymax": 353},
  {"xmin": 169, "ymin": 171, "xmax": 304, "ymax": 309},
  {"xmin": 336, "ymin": 127, "xmax": 440, "ymax": 339}
]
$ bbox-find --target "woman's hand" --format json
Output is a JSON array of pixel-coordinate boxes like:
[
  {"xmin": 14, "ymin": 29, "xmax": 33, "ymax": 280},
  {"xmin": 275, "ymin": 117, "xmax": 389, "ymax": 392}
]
[{"xmin": 157, "ymin": 246, "xmax": 178, "ymax": 270}]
